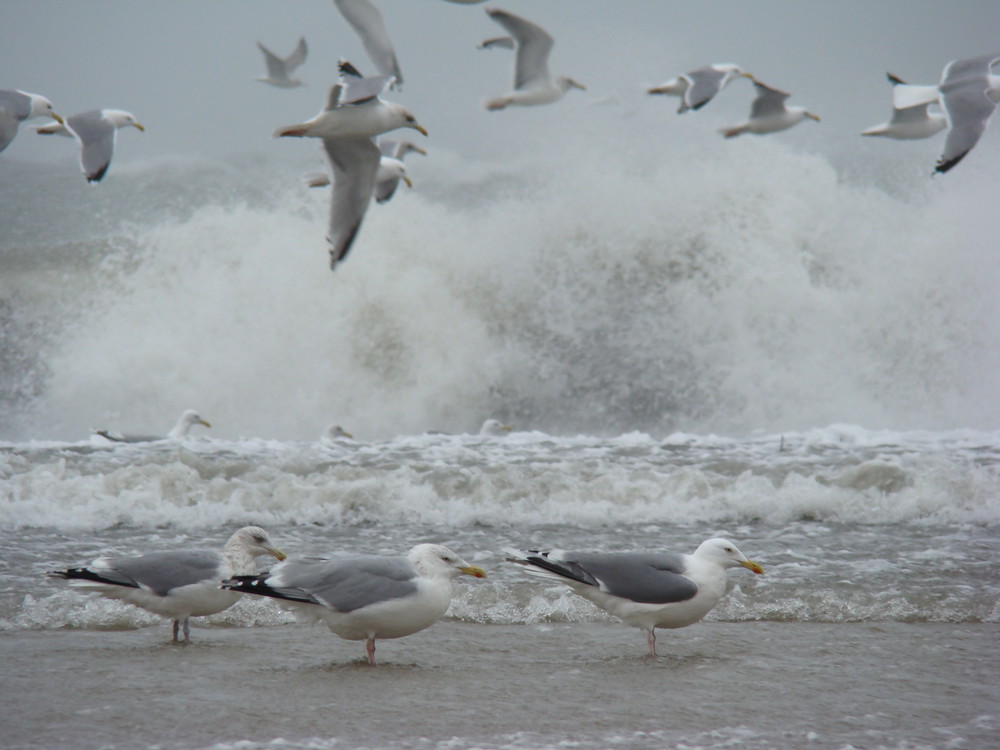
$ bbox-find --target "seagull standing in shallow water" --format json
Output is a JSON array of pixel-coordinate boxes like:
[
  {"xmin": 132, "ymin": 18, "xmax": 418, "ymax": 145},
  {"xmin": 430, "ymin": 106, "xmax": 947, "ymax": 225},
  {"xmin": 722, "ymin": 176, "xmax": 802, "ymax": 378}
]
[
  {"xmin": 49, "ymin": 526, "xmax": 286, "ymax": 643},
  {"xmin": 481, "ymin": 7, "xmax": 585, "ymax": 111},
  {"xmin": 507, "ymin": 538, "xmax": 763, "ymax": 657},
  {"xmin": 224, "ymin": 543, "xmax": 486, "ymax": 665}
]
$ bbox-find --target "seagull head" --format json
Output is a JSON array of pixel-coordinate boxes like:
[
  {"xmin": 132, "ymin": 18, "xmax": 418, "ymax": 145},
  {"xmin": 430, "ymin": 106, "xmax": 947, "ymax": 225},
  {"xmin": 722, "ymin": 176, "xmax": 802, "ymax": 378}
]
[
  {"xmin": 410, "ymin": 544, "xmax": 487, "ymax": 579},
  {"xmin": 695, "ymin": 538, "xmax": 764, "ymax": 574}
]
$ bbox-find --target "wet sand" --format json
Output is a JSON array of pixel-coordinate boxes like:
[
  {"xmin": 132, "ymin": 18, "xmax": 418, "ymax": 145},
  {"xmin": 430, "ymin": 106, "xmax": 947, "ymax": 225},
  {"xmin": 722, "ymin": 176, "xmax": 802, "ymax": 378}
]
[{"xmin": 2, "ymin": 621, "xmax": 997, "ymax": 749}]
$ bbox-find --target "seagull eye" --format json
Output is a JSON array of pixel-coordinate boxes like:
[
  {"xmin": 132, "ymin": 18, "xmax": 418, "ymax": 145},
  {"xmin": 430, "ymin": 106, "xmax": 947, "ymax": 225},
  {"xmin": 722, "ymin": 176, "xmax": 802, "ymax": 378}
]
[
  {"xmin": 253, "ymin": 535, "xmax": 266, "ymax": 544},
  {"xmin": 724, "ymin": 547, "xmax": 734, "ymax": 553}
]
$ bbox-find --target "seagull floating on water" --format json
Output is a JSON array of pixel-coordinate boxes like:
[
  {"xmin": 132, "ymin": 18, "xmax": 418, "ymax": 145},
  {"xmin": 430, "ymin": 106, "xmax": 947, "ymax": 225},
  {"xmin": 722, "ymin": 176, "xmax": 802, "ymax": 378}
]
[
  {"xmin": 0, "ymin": 89, "xmax": 62, "ymax": 153},
  {"xmin": 94, "ymin": 409, "xmax": 211, "ymax": 443},
  {"xmin": 224, "ymin": 543, "xmax": 486, "ymax": 665},
  {"xmin": 647, "ymin": 64, "xmax": 752, "ymax": 113},
  {"xmin": 861, "ymin": 73, "xmax": 947, "ymax": 140},
  {"xmin": 507, "ymin": 538, "xmax": 763, "ymax": 657},
  {"xmin": 49, "ymin": 526, "xmax": 286, "ymax": 643},
  {"xmin": 35, "ymin": 109, "xmax": 144, "ymax": 182},
  {"xmin": 720, "ymin": 80, "xmax": 819, "ymax": 138},
  {"xmin": 275, "ymin": 61, "xmax": 427, "ymax": 269},
  {"xmin": 481, "ymin": 7, "xmax": 585, "ymax": 111},
  {"xmin": 256, "ymin": 37, "xmax": 308, "ymax": 88},
  {"xmin": 890, "ymin": 52, "xmax": 1000, "ymax": 173}
]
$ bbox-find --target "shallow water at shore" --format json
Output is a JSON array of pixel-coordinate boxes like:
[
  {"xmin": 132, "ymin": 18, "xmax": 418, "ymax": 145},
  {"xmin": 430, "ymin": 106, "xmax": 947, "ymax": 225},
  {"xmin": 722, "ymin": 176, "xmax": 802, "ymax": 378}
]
[{"xmin": 2, "ymin": 622, "xmax": 997, "ymax": 750}]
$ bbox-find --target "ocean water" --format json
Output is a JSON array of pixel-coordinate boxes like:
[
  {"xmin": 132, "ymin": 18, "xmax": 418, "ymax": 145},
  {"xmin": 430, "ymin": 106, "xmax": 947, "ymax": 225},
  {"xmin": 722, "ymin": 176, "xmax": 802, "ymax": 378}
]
[{"xmin": 2, "ymin": 123, "xmax": 999, "ymax": 749}]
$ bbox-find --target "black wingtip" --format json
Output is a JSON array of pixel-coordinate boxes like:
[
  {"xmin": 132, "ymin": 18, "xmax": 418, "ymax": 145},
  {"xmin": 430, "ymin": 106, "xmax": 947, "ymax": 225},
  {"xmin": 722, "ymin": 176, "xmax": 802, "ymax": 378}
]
[
  {"xmin": 935, "ymin": 150, "xmax": 968, "ymax": 174},
  {"xmin": 338, "ymin": 60, "xmax": 364, "ymax": 78},
  {"xmin": 86, "ymin": 164, "xmax": 109, "ymax": 183},
  {"xmin": 886, "ymin": 72, "xmax": 906, "ymax": 86}
]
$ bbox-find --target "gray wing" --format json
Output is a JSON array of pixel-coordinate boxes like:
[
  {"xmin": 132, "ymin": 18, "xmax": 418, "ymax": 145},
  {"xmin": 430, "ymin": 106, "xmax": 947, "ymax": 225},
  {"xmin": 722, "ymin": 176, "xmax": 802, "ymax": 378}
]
[
  {"xmin": 66, "ymin": 111, "xmax": 116, "ymax": 182},
  {"xmin": 269, "ymin": 556, "xmax": 419, "ymax": 613},
  {"xmin": 257, "ymin": 41, "xmax": 288, "ymax": 79},
  {"xmin": 936, "ymin": 53, "xmax": 1000, "ymax": 173},
  {"xmin": 378, "ymin": 138, "xmax": 398, "ymax": 157},
  {"xmin": 478, "ymin": 36, "xmax": 515, "ymax": 51},
  {"xmin": 683, "ymin": 67, "xmax": 726, "ymax": 109},
  {"xmin": 321, "ymin": 137, "xmax": 381, "ymax": 268},
  {"xmin": 338, "ymin": 73, "xmax": 395, "ymax": 105},
  {"xmin": 0, "ymin": 90, "xmax": 31, "ymax": 152},
  {"xmin": 533, "ymin": 551, "xmax": 699, "ymax": 604},
  {"xmin": 285, "ymin": 37, "xmax": 308, "ymax": 72},
  {"xmin": 95, "ymin": 429, "xmax": 163, "ymax": 443},
  {"xmin": 486, "ymin": 9, "xmax": 553, "ymax": 89},
  {"xmin": 98, "ymin": 550, "xmax": 223, "ymax": 596},
  {"xmin": 749, "ymin": 81, "xmax": 790, "ymax": 119},
  {"xmin": 374, "ymin": 175, "xmax": 399, "ymax": 204},
  {"xmin": 334, "ymin": 0, "xmax": 404, "ymax": 86}
]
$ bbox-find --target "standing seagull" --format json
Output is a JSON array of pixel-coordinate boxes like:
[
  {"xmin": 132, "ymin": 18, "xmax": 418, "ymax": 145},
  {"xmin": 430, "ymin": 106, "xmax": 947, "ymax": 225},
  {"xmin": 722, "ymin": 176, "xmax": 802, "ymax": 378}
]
[
  {"xmin": 274, "ymin": 61, "xmax": 427, "ymax": 269},
  {"xmin": 35, "ymin": 109, "xmax": 144, "ymax": 182},
  {"xmin": 223, "ymin": 543, "xmax": 486, "ymax": 665},
  {"xmin": 891, "ymin": 52, "xmax": 1000, "ymax": 173},
  {"xmin": 332, "ymin": 0, "xmax": 403, "ymax": 87},
  {"xmin": 720, "ymin": 81, "xmax": 820, "ymax": 138},
  {"xmin": 256, "ymin": 37, "xmax": 308, "ymax": 88},
  {"xmin": 481, "ymin": 7, "xmax": 585, "ymax": 111},
  {"xmin": 647, "ymin": 64, "xmax": 752, "ymax": 113},
  {"xmin": 0, "ymin": 89, "xmax": 62, "ymax": 153},
  {"xmin": 861, "ymin": 73, "xmax": 947, "ymax": 140},
  {"xmin": 507, "ymin": 538, "xmax": 763, "ymax": 657},
  {"xmin": 49, "ymin": 526, "xmax": 286, "ymax": 643}
]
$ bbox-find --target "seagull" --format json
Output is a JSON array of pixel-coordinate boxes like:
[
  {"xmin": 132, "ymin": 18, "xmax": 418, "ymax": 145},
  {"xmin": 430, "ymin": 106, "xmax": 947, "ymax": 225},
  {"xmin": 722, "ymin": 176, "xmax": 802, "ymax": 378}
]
[
  {"xmin": 647, "ymin": 64, "xmax": 752, "ymax": 113},
  {"xmin": 481, "ymin": 7, "xmax": 585, "ymax": 111},
  {"xmin": 256, "ymin": 37, "xmax": 308, "ymax": 88},
  {"xmin": 332, "ymin": 0, "xmax": 403, "ymax": 87},
  {"xmin": 34, "ymin": 109, "xmax": 144, "ymax": 182},
  {"xmin": 223, "ymin": 543, "xmax": 486, "ymax": 665},
  {"xmin": 48, "ymin": 526, "xmax": 286, "ymax": 642},
  {"xmin": 479, "ymin": 418, "xmax": 512, "ymax": 436},
  {"xmin": 0, "ymin": 89, "xmax": 62, "ymax": 153},
  {"xmin": 374, "ymin": 138, "xmax": 425, "ymax": 202},
  {"xmin": 322, "ymin": 424, "xmax": 355, "ymax": 440},
  {"xmin": 303, "ymin": 138, "xmax": 422, "ymax": 204},
  {"xmin": 861, "ymin": 73, "xmax": 947, "ymax": 140},
  {"xmin": 274, "ymin": 61, "xmax": 427, "ymax": 269},
  {"xmin": 720, "ymin": 80, "xmax": 820, "ymax": 138},
  {"xmin": 891, "ymin": 52, "xmax": 1000, "ymax": 173},
  {"xmin": 93, "ymin": 409, "xmax": 211, "ymax": 443},
  {"xmin": 507, "ymin": 538, "xmax": 764, "ymax": 657}
]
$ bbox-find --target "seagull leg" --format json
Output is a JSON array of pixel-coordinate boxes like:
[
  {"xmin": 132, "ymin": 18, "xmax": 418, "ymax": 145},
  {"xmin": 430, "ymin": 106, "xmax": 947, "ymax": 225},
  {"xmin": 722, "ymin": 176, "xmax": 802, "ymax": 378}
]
[
  {"xmin": 172, "ymin": 619, "xmax": 180, "ymax": 642},
  {"xmin": 182, "ymin": 617, "xmax": 191, "ymax": 643},
  {"xmin": 365, "ymin": 638, "xmax": 377, "ymax": 665},
  {"xmin": 646, "ymin": 629, "xmax": 657, "ymax": 657}
]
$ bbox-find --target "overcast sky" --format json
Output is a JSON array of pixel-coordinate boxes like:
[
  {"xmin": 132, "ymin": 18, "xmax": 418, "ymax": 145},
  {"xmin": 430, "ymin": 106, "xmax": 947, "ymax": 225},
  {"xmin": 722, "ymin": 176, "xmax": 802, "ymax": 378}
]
[{"xmin": 3, "ymin": 1, "xmax": 1000, "ymax": 167}]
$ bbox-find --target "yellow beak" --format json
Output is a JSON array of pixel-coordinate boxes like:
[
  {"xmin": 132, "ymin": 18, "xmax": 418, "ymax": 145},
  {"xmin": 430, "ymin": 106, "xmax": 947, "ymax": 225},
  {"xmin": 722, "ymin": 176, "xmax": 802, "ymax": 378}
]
[
  {"xmin": 740, "ymin": 559, "xmax": 764, "ymax": 575},
  {"xmin": 460, "ymin": 565, "xmax": 487, "ymax": 579},
  {"xmin": 133, "ymin": 123, "xmax": 146, "ymax": 131},
  {"xmin": 51, "ymin": 112, "xmax": 64, "ymax": 124},
  {"xmin": 268, "ymin": 547, "xmax": 287, "ymax": 561}
]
